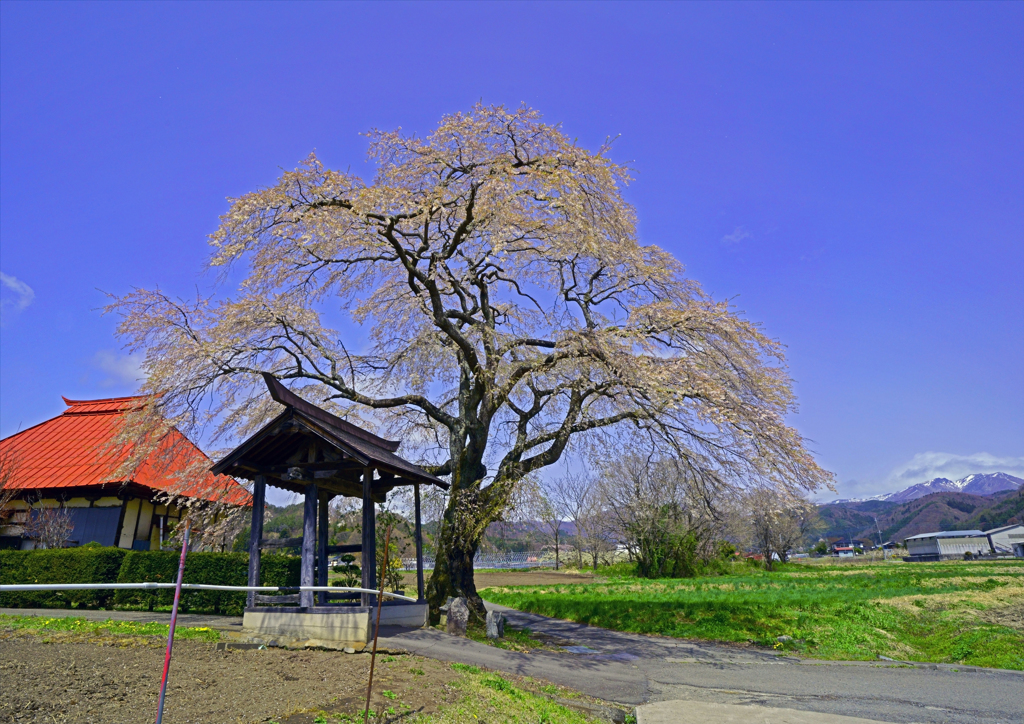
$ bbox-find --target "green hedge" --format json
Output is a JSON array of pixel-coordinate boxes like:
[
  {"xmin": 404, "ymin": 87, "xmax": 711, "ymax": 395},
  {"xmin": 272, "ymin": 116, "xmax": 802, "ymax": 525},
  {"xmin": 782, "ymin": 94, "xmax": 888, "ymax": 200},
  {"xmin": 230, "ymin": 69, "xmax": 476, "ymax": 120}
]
[
  {"xmin": 114, "ymin": 551, "xmax": 300, "ymax": 615},
  {"xmin": 0, "ymin": 548, "xmax": 300, "ymax": 615},
  {"xmin": 0, "ymin": 548, "xmax": 128, "ymax": 609}
]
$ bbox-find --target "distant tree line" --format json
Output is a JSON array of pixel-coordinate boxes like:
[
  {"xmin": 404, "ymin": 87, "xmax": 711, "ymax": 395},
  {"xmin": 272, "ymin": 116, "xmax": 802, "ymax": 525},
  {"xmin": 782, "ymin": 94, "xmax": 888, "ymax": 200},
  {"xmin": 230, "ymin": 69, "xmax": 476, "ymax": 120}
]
[{"xmin": 514, "ymin": 455, "xmax": 823, "ymax": 577}]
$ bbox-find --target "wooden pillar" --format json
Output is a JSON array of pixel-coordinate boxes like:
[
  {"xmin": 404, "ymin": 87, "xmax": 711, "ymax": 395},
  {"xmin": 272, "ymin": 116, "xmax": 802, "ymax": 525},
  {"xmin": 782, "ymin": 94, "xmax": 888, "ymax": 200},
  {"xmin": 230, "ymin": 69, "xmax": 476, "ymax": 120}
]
[
  {"xmin": 361, "ymin": 467, "xmax": 376, "ymax": 607},
  {"xmin": 317, "ymin": 492, "xmax": 330, "ymax": 605},
  {"xmin": 300, "ymin": 483, "xmax": 317, "ymax": 608},
  {"xmin": 247, "ymin": 475, "xmax": 266, "ymax": 609},
  {"xmin": 414, "ymin": 482, "xmax": 425, "ymax": 603}
]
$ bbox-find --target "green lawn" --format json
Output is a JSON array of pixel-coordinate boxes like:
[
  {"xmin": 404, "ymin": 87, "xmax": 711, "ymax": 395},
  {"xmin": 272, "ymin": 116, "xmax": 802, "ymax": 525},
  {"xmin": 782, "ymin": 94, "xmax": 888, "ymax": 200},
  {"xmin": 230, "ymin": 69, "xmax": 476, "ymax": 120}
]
[{"xmin": 485, "ymin": 559, "xmax": 1024, "ymax": 670}]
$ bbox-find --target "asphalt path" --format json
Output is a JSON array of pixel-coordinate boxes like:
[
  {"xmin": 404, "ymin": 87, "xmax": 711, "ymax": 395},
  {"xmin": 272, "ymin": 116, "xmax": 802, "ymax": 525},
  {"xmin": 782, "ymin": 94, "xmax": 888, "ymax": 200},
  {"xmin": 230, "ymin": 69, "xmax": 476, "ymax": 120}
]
[{"xmin": 377, "ymin": 603, "xmax": 1024, "ymax": 724}]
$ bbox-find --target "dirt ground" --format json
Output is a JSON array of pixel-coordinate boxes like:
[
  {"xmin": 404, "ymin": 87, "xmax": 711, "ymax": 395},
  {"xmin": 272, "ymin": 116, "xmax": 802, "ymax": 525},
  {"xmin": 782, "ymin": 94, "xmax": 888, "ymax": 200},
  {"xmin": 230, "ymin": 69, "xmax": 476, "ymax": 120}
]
[
  {"xmin": 0, "ymin": 631, "xmax": 460, "ymax": 724},
  {"xmin": 400, "ymin": 569, "xmax": 596, "ymax": 592},
  {"xmin": 0, "ymin": 570, "xmax": 599, "ymax": 723},
  {"xmin": 474, "ymin": 570, "xmax": 596, "ymax": 589}
]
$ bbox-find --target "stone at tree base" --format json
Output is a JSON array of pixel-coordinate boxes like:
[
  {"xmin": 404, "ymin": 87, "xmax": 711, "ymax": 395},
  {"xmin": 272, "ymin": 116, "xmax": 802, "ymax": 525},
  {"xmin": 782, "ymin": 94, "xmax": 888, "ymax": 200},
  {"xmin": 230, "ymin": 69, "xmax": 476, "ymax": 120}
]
[
  {"xmin": 486, "ymin": 610, "xmax": 505, "ymax": 639},
  {"xmin": 446, "ymin": 597, "xmax": 469, "ymax": 637}
]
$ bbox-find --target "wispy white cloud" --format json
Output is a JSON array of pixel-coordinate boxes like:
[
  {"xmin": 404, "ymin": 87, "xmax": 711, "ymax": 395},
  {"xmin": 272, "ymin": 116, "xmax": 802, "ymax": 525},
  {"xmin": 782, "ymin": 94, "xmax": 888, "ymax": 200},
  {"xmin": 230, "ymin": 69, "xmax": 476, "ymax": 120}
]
[
  {"xmin": 826, "ymin": 451, "xmax": 1024, "ymax": 501},
  {"xmin": 92, "ymin": 350, "xmax": 146, "ymax": 389},
  {"xmin": 0, "ymin": 272, "xmax": 35, "ymax": 324},
  {"xmin": 721, "ymin": 226, "xmax": 752, "ymax": 246},
  {"xmin": 886, "ymin": 451, "xmax": 1024, "ymax": 486}
]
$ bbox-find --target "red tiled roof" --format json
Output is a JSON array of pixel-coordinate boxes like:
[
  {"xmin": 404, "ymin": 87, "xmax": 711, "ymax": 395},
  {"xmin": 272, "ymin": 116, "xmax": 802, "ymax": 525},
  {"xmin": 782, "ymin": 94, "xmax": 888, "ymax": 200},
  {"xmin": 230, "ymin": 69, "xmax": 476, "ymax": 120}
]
[{"xmin": 0, "ymin": 396, "xmax": 251, "ymax": 506}]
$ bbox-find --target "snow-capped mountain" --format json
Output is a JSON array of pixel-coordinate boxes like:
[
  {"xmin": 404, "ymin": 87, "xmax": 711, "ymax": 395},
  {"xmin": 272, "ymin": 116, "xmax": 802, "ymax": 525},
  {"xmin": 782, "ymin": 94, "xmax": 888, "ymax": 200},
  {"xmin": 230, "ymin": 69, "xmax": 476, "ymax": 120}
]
[
  {"xmin": 831, "ymin": 472, "xmax": 1023, "ymax": 505},
  {"xmin": 957, "ymin": 472, "xmax": 1024, "ymax": 496},
  {"xmin": 885, "ymin": 477, "xmax": 960, "ymax": 503}
]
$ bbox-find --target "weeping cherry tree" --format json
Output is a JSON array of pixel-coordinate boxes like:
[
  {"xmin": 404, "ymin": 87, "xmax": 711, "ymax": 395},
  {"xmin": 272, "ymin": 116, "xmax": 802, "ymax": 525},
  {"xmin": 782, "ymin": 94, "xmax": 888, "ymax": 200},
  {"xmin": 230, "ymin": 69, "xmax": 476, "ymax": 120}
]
[{"xmin": 110, "ymin": 104, "xmax": 832, "ymax": 618}]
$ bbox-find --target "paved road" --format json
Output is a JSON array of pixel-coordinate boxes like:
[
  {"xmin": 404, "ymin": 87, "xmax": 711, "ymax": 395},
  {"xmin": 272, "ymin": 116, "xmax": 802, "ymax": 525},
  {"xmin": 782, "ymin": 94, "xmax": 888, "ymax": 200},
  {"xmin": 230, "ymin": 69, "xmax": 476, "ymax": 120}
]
[
  {"xmin": 6, "ymin": 606, "xmax": 1022, "ymax": 723},
  {"xmin": 377, "ymin": 603, "xmax": 1024, "ymax": 724},
  {"xmin": 637, "ymin": 700, "xmax": 894, "ymax": 724}
]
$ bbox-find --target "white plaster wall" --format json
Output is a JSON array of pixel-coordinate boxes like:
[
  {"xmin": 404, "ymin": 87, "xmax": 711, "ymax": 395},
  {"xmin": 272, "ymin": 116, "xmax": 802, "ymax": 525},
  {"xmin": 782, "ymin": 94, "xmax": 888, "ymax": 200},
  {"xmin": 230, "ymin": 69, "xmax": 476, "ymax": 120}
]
[
  {"xmin": 118, "ymin": 499, "xmax": 141, "ymax": 548},
  {"xmin": 135, "ymin": 500, "xmax": 154, "ymax": 545}
]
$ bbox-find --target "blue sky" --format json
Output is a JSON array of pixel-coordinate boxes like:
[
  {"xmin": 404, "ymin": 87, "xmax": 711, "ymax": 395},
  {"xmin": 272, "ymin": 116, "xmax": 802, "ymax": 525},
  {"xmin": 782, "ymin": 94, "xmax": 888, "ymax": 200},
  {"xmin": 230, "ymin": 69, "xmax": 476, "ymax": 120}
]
[{"xmin": 2, "ymin": 1, "xmax": 1022, "ymax": 502}]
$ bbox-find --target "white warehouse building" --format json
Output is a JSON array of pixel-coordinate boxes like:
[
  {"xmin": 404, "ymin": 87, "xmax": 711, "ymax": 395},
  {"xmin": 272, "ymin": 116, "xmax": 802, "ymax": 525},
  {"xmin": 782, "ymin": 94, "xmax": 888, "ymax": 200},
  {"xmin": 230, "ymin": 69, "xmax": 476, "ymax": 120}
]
[
  {"xmin": 904, "ymin": 524, "xmax": 1024, "ymax": 561},
  {"xmin": 986, "ymin": 524, "xmax": 1024, "ymax": 557},
  {"xmin": 904, "ymin": 530, "xmax": 989, "ymax": 561}
]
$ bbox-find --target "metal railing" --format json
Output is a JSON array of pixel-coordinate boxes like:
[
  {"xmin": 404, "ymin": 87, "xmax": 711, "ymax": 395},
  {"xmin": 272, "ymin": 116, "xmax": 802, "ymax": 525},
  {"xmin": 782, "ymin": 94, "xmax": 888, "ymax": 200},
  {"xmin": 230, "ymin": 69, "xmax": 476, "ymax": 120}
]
[{"xmin": 0, "ymin": 582, "xmax": 417, "ymax": 602}]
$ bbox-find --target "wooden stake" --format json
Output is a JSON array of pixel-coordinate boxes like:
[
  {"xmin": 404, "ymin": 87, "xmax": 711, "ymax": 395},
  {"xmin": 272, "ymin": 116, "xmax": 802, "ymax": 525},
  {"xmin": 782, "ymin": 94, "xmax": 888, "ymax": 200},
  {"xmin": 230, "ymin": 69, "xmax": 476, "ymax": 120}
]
[
  {"xmin": 363, "ymin": 522, "xmax": 392, "ymax": 724},
  {"xmin": 155, "ymin": 522, "xmax": 189, "ymax": 724}
]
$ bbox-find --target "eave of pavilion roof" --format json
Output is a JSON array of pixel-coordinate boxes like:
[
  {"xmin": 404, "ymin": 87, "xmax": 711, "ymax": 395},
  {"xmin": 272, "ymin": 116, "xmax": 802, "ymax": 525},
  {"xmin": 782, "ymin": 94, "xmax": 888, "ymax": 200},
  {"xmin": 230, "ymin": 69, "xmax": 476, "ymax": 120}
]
[{"xmin": 210, "ymin": 376, "xmax": 448, "ymax": 497}]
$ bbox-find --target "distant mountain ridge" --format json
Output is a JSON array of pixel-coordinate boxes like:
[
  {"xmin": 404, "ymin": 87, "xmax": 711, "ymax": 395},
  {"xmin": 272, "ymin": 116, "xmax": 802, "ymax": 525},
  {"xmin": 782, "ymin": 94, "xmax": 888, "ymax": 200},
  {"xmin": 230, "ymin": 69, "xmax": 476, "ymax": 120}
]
[
  {"xmin": 817, "ymin": 472, "xmax": 1024, "ymax": 545},
  {"xmin": 832, "ymin": 472, "xmax": 1023, "ymax": 505}
]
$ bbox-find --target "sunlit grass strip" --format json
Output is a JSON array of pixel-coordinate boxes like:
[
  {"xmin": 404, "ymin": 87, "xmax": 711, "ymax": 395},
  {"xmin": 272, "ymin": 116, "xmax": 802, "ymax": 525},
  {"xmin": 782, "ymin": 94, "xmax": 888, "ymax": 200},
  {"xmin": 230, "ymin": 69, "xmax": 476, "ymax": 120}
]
[
  {"xmin": 0, "ymin": 613, "xmax": 221, "ymax": 641},
  {"xmin": 486, "ymin": 560, "xmax": 1024, "ymax": 670},
  {"xmin": 425, "ymin": 665, "xmax": 603, "ymax": 723},
  {"xmin": 298, "ymin": 664, "xmax": 607, "ymax": 723}
]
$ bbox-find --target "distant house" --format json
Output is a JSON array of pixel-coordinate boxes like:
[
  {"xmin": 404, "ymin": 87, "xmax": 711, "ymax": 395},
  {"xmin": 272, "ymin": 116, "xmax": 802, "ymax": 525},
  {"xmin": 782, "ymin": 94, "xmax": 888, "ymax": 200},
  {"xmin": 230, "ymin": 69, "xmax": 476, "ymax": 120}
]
[
  {"xmin": 985, "ymin": 524, "xmax": 1024, "ymax": 557},
  {"xmin": 0, "ymin": 395, "xmax": 250, "ymax": 550},
  {"xmin": 903, "ymin": 530, "xmax": 990, "ymax": 561},
  {"xmin": 829, "ymin": 541, "xmax": 858, "ymax": 556}
]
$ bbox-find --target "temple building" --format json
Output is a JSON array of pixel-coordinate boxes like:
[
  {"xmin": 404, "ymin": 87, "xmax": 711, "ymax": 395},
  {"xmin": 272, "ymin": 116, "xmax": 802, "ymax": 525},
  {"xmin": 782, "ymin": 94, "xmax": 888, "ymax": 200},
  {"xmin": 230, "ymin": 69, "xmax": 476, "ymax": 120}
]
[{"xmin": 0, "ymin": 395, "xmax": 251, "ymax": 550}]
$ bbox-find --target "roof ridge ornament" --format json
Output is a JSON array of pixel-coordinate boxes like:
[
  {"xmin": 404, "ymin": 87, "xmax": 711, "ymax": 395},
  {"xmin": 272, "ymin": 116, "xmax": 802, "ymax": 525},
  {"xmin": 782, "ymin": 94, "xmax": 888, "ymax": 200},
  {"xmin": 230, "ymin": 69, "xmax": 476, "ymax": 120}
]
[{"xmin": 60, "ymin": 395, "xmax": 151, "ymax": 415}]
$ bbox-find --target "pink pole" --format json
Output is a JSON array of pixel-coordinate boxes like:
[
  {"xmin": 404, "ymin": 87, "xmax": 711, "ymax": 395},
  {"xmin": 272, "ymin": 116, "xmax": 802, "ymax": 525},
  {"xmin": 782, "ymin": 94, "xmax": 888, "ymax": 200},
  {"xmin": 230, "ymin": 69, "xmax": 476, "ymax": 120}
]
[{"xmin": 155, "ymin": 523, "xmax": 190, "ymax": 724}]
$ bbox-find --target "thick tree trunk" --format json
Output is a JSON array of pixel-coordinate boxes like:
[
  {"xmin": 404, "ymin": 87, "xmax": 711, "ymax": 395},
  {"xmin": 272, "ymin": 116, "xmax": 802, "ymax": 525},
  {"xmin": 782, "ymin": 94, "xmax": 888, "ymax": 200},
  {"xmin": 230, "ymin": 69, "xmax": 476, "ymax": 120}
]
[
  {"xmin": 425, "ymin": 397, "xmax": 515, "ymax": 623},
  {"xmin": 426, "ymin": 526, "xmax": 483, "ymax": 623},
  {"xmin": 425, "ymin": 447, "xmax": 493, "ymax": 622}
]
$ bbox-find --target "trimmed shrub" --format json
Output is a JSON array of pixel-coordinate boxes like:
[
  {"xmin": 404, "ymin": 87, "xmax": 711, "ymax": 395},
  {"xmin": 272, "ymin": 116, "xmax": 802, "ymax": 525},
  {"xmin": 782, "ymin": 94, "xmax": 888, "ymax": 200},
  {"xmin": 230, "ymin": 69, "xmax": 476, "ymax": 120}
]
[
  {"xmin": 0, "ymin": 547, "xmax": 127, "ymax": 609},
  {"xmin": 114, "ymin": 551, "xmax": 300, "ymax": 615},
  {"xmin": 0, "ymin": 548, "xmax": 299, "ymax": 615}
]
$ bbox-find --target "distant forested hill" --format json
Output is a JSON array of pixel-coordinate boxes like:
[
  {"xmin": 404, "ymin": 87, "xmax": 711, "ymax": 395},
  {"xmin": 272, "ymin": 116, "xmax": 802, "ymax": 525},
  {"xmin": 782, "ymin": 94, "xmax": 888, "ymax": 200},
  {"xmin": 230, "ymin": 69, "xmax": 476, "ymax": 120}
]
[
  {"xmin": 816, "ymin": 505, "xmax": 881, "ymax": 542},
  {"xmin": 952, "ymin": 489, "xmax": 1024, "ymax": 531},
  {"xmin": 817, "ymin": 488, "xmax": 1023, "ymax": 544}
]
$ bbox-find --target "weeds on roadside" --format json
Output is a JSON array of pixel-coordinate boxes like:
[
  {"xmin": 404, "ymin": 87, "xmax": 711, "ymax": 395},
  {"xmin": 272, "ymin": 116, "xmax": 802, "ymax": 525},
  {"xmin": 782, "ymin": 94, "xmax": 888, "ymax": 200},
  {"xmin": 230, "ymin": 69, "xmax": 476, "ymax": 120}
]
[
  {"xmin": 425, "ymin": 666, "xmax": 602, "ymax": 723},
  {"xmin": 463, "ymin": 620, "xmax": 554, "ymax": 653}
]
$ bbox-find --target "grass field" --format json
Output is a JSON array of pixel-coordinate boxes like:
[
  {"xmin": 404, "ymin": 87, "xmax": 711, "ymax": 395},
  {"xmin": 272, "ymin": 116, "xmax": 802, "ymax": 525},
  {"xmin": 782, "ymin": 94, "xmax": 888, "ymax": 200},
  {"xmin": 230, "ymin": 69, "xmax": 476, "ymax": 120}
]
[{"xmin": 485, "ymin": 559, "xmax": 1024, "ymax": 670}]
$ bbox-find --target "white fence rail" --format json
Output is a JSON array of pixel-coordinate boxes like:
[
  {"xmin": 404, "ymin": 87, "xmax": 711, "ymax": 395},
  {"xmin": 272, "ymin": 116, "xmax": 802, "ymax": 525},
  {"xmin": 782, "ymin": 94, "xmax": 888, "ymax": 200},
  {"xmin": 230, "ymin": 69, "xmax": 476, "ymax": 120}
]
[{"xmin": 0, "ymin": 583, "xmax": 416, "ymax": 602}]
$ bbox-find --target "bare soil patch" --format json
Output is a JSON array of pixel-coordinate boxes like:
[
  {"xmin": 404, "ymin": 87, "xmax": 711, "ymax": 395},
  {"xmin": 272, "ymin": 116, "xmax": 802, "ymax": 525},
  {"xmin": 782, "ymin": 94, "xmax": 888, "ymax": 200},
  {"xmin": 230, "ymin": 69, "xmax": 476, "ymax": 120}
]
[{"xmin": 0, "ymin": 631, "xmax": 459, "ymax": 724}]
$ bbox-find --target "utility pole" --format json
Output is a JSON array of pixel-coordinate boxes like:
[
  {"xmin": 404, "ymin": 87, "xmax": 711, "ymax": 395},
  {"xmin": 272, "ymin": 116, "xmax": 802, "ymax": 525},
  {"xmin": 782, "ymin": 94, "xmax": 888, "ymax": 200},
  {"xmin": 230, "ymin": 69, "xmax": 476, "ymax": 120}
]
[{"xmin": 874, "ymin": 517, "xmax": 886, "ymax": 561}]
